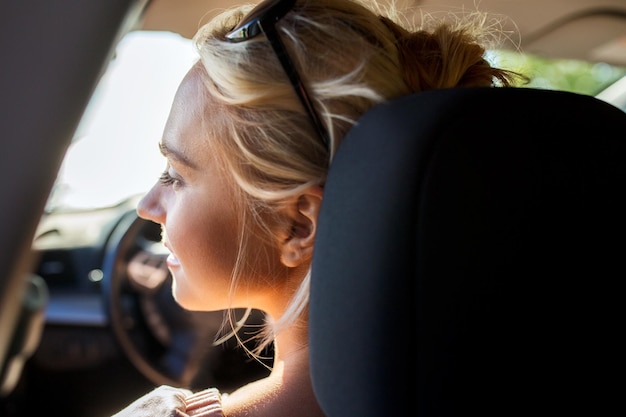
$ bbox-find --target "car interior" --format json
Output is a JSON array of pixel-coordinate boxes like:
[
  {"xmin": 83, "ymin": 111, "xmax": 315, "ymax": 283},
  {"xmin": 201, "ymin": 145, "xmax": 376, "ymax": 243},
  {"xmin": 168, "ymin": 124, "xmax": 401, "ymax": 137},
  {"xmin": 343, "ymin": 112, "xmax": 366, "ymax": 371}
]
[{"xmin": 1, "ymin": 0, "xmax": 625, "ymax": 416}]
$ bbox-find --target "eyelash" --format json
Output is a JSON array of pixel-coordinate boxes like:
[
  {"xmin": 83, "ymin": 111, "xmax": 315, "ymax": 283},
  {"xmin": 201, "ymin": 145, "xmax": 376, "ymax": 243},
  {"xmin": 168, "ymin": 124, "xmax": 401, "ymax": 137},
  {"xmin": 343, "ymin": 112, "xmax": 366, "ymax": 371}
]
[{"xmin": 159, "ymin": 170, "xmax": 182, "ymax": 188}]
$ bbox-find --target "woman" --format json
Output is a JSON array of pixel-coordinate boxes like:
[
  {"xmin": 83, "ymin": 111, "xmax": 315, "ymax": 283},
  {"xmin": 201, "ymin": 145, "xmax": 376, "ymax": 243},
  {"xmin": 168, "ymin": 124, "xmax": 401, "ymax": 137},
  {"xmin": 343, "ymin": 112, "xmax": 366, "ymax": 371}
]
[{"xmin": 113, "ymin": 0, "xmax": 523, "ymax": 415}]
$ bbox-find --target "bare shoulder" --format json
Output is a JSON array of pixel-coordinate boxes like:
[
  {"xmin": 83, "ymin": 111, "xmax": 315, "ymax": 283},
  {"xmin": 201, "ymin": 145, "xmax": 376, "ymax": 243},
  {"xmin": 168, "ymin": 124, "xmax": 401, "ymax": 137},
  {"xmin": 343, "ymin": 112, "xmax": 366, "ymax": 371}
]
[{"xmin": 222, "ymin": 361, "xmax": 325, "ymax": 417}]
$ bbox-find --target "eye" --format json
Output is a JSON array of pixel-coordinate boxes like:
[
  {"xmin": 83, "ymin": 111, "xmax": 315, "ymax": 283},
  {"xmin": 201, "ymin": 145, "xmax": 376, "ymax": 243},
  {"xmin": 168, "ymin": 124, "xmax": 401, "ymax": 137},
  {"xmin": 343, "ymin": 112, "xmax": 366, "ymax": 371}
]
[{"xmin": 159, "ymin": 169, "xmax": 183, "ymax": 189}]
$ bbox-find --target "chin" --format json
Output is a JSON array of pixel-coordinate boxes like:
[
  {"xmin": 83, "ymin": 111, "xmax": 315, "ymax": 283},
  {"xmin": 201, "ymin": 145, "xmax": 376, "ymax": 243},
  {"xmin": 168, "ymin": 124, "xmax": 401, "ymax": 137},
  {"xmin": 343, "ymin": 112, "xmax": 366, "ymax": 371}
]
[
  {"xmin": 170, "ymin": 282, "xmax": 208, "ymax": 311},
  {"xmin": 170, "ymin": 279, "xmax": 192, "ymax": 309}
]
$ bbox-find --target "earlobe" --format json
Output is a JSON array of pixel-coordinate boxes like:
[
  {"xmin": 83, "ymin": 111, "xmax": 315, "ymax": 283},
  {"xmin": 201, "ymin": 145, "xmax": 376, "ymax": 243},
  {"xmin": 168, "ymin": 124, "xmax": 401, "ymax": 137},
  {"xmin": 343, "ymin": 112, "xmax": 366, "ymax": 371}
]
[{"xmin": 280, "ymin": 185, "xmax": 323, "ymax": 268}]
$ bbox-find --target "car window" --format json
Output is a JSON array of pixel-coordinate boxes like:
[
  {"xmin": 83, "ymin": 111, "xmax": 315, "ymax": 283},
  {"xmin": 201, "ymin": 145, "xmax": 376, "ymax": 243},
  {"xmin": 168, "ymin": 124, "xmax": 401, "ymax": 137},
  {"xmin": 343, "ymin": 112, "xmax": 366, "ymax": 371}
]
[
  {"xmin": 46, "ymin": 31, "xmax": 196, "ymax": 212},
  {"xmin": 494, "ymin": 50, "xmax": 626, "ymax": 96}
]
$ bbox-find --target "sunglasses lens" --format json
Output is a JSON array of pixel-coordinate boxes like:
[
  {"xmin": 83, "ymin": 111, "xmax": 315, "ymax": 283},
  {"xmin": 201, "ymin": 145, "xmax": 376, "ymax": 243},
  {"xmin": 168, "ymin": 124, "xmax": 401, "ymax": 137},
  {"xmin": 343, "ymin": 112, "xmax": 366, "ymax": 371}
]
[
  {"xmin": 241, "ymin": 0, "xmax": 284, "ymax": 25},
  {"xmin": 227, "ymin": 0, "xmax": 295, "ymax": 40}
]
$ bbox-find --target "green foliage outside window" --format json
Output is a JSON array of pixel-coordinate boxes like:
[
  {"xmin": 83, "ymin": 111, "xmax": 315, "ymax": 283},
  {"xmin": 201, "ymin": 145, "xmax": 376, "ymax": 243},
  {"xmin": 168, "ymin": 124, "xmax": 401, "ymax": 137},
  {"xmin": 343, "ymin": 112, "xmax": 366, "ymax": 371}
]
[{"xmin": 492, "ymin": 50, "xmax": 626, "ymax": 96}]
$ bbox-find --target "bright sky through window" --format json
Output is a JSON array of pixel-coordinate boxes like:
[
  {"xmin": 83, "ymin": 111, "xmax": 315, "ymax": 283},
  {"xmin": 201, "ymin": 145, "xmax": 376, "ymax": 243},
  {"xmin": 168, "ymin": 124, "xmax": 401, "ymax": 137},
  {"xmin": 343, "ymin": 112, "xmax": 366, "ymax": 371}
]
[{"xmin": 50, "ymin": 31, "xmax": 196, "ymax": 210}]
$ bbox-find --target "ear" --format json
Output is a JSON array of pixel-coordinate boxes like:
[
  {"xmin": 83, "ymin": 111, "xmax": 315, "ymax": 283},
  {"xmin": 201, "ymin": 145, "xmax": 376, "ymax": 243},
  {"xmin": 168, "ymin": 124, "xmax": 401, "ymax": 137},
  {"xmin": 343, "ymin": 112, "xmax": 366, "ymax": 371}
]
[{"xmin": 280, "ymin": 185, "xmax": 324, "ymax": 268}]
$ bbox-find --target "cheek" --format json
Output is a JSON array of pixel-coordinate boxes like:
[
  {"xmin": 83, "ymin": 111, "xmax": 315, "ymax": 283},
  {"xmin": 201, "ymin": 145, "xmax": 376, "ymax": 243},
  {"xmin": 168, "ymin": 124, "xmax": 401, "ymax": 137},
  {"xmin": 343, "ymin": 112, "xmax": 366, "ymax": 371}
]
[
  {"xmin": 168, "ymin": 201, "xmax": 242, "ymax": 293},
  {"xmin": 235, "ymin": 220, "xmax": 288, "ymax": 289}
]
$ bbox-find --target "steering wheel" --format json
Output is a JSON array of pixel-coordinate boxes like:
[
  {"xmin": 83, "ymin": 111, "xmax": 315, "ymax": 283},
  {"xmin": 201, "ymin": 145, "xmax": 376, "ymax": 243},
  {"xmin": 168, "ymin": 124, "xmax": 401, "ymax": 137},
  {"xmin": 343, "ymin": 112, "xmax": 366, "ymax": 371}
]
[{"xmin": 102, "ymin": 208, "xmax": 271, "ymax": 390}]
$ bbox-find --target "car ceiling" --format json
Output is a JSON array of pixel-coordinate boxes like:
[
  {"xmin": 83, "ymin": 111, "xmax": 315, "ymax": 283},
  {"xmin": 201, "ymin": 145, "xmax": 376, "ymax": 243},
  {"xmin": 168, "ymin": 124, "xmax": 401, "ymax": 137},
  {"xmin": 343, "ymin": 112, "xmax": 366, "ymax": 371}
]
[{"xmin": 140, "ymin": 0, "xmax": 626, "ymax": 67}]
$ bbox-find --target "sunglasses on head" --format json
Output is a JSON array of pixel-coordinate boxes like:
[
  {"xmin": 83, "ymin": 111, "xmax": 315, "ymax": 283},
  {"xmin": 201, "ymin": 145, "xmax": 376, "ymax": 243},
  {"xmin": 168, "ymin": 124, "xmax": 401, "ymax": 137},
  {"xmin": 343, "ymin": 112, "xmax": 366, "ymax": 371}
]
[{"xmin": 225, "ymin": 0, "xmax": 330, "ymax": 149}]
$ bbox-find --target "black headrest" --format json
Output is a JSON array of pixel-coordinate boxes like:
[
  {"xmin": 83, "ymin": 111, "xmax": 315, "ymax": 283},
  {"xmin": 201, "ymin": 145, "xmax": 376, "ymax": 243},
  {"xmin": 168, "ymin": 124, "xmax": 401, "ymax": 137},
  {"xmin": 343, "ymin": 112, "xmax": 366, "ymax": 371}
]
[{"xmin": 310, "ymin": 87, "xmax": 626, "ymax": 416}]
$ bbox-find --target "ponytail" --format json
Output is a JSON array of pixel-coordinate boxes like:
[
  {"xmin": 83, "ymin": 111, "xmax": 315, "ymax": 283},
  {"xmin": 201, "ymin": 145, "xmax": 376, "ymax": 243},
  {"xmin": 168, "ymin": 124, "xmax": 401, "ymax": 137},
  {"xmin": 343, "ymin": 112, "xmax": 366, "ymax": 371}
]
[{"xmin": 379, "ymin": 15, "xmax": 524, "ymax": 91}]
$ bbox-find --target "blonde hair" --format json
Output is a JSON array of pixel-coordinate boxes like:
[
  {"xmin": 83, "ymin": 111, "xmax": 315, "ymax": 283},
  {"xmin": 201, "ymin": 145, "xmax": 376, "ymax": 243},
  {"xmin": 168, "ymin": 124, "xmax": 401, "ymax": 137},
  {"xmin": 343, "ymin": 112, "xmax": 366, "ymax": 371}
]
[{"xmin": 191, "ymin": 0, "xmax": 524, "ymax": 355}]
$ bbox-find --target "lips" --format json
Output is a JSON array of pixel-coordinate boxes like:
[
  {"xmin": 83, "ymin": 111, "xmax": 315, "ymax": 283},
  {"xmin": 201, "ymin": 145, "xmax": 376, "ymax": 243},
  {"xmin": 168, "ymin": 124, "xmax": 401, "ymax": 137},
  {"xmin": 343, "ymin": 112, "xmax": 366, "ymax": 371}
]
[
  {"xmin": 163, "ymin": 241, "xmax": 181, "ymax": 269},
  {"xmin": 166, "ymin": 253, "xmax": 181, "ymax": 268}
]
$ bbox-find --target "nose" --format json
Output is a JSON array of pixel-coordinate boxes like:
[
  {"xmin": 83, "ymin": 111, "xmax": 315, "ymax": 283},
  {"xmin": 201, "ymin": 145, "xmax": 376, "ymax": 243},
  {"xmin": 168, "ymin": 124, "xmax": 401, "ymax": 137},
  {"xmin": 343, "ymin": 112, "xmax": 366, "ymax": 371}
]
[{"xmin": 136, "ymin": 184, "xmax": 165, "ymax": 224}]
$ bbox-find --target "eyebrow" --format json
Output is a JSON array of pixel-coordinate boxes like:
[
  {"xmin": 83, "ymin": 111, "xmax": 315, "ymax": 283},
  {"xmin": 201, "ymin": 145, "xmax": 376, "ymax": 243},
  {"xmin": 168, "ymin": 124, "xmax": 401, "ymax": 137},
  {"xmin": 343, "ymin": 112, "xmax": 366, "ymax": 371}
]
[{"xmin": 159, "ymin": 141, "xmax": 199, "ymax": 170}]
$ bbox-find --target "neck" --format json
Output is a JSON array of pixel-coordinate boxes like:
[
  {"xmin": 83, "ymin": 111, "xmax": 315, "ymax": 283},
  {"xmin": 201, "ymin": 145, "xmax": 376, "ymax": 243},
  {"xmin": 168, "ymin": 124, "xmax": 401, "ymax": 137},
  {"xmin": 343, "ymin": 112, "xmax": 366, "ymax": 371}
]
[{"xmin": 222, "ymin": 321, "xmax": 321, "ymax": 415}]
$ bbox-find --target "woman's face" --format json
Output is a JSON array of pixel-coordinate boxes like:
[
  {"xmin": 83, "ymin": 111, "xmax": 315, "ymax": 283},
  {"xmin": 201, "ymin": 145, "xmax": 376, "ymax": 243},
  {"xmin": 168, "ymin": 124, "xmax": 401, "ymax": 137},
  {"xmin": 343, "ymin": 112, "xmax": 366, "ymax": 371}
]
[{"xmin": 136, "ymin": 66, "xmax": 287, "ymax": 312}]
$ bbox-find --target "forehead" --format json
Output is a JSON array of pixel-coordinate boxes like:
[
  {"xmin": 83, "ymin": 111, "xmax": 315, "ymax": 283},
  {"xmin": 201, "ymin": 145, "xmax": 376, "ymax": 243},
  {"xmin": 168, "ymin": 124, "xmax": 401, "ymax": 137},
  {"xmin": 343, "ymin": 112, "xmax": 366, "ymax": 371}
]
[
  {"xmin": 162, "ymin": 64, "xmax": 214, "ymax": 163},
  {"xmin": 170, "ymin": 64, "xmax": 208, "ymax": 125}
]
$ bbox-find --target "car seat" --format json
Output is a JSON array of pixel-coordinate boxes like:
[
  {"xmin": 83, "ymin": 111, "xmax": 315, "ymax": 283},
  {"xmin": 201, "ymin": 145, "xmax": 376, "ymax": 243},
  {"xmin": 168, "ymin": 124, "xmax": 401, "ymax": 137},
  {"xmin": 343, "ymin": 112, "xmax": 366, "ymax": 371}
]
[{"xmin": 310, "ymin": 87, "xmax": 626, "ymax": 416}]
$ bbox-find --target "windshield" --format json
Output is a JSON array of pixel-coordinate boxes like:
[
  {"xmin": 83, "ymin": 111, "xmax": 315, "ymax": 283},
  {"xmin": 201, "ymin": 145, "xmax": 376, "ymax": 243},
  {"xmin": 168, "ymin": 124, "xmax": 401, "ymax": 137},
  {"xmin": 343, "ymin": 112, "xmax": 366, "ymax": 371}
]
[{"xmin": 46, "ymin": 31, "xmax": 196, "ymax": 212}]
